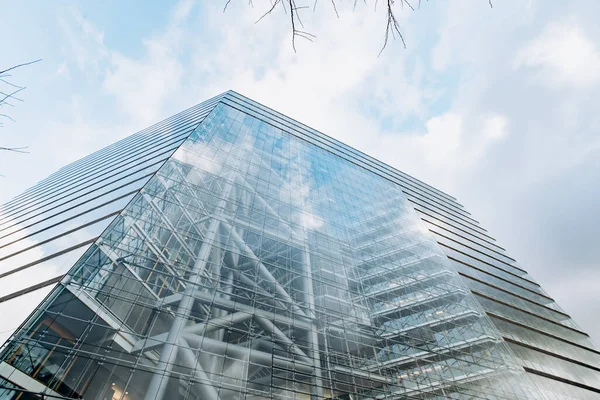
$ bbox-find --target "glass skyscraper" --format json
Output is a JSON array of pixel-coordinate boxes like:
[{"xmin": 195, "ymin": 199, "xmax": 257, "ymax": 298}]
[{"xmin": 0, "ymin": 91, "xmax": 598, "ymax": 399}]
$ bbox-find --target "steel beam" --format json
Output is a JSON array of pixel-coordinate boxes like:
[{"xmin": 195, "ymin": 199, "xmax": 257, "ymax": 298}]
[
  {"xmin": 143, "ymin": 218, "xmax": 221, "ymax": 400},
  {"xmin": 184, "ymin": 311, "xmax": 252, "ymax": 336},
  {"xmin": 183, "ymin": 333, "xmax": 314, "ymax": 373},
  {"xmin": 177, "ymin": 339, "xmax": 220, "ymax": 400},
  {"xmin": 222, "ymin": 223, "xmax": 308, "ymax": 319},
  {"xmin": 254, "ymin": 315, "xmax": 312, "ymax": 365}
]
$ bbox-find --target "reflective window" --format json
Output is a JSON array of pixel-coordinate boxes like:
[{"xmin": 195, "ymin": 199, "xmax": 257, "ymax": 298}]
[
  {"xmin": 0, "ymin": 94, "xmax": 597, "ymax": 399},
  {"xmin": 0, "ymin": 285, "xmax": 54, "ymax": 345},
  {"xmin": 0, "ymin": 104, "xmax": 543, "ymax": 399}
]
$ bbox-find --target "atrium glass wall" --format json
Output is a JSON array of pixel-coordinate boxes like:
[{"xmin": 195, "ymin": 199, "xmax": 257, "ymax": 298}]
[
  {"xmin": 0, "ymin": 91, "xmax": 598, "ymax": 399},
  {"xmin": 0, "ymin": 94, "xmax": 223, "ymax": 345}
]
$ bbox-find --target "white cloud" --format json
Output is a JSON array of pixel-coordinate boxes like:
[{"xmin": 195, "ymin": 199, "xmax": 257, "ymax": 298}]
[
  {"xmin": 56, "ymin": 62, "xmax": 70, "ymax": 79},
  {"xmin": 4, "ymin": 0, "xmax": 600, "ymax": 344},
  {"xmin": 59, "ymin": 3, "xmax": 189, "ymax": 126},
  {"xmin": 366, "ymin": 112, "xmax": 509, "ymax": 193},
  {"xmin": 0, "ymin": 286, "xmax": 53, "ymax": 345},
  {"xmin": 103, "ymin": 41, "xmax": 184, "ymax": 126},
  {"xmin": 59, "ymin": 7, "xmax": 109, "ymax": 75},
  {"xmin": 298, "ymin": 212, "xmax": 324, "ymax": 230},
  {"xmin": 514, "ymin": 22, "xmax": 600, "ymax": 88}
]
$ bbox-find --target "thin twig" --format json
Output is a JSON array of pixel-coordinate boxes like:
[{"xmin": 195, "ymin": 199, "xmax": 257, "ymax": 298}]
[
  {"xmin": 0, "ymin": 114, "xmax": 16, "ymax": 122},
  {"xmin": 0, "ymin": 59, "xmax": 41, "ymax": 129},
  {"xmin": 256, "ymin": 0, "xmax": 281, "ymax": 24},
  {"xmin": 331, "ymin": 0, "xmax": 339, "ymax": 18},
  {"xmin": 0, "ymin": 87, "xmax": 25, "ymax": 106},
  {"xmin": 0, "ymin": 146, "xmax": 29, "ymax": 153},
  {"xmin": 229, "ymin": 0, "xmax": 430, "ymax": 54},
  {"xmin": 0, "ymin": 91, "xmax": 24, "ymax": 102},
  {"xmin": 0, "ymin": 59, "xmax": 42, "ymax": 76},
  {"xmin": 288, "ymin": 0, "xmax": 298, "ymax": 51},
  {"xmin": 0, "ymin": 79, "xmax": 25, "ymax": 90},
  {"xmin": 379, "ymin": 0, "xmax": 406, "ymax": 56}
]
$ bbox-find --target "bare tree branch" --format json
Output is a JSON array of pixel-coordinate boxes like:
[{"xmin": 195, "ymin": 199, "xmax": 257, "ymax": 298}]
[
  {"xmin": 0, "ymin": 59, "xmax": 41, "ymax": 76},
  {"xmin": 255, "ymin": 0, "xmax": 315, "ymax": 52},
  {"xmin": 0, "ymin": 79, "xmax": 25, "ymax": 90},
  {"xmin": 0, "ymin": 88, "xmax": 25, "ymax": 106},
  {"xmin": 256, "ymin": 0, "xmax": 281, "ymax": 24},
  {"xmin": 0, "ymin": 114, "xmax": 16, "ymax": 122},
  {"xmin": 379, "ymin": 0, "xmax": 406, "ymax": 56},
  {"xmin": 0, "ymin": 146, "xmax": 29, "ymax": 153},
  {"xmin": 330, "ymin": 0, "xmax": 339, "ymax": 18},
  {"xmin": 0, "ymin": 59, "xmax": 41, "ymax": 124},
  {"xmin": 0, "ymin": 91, "xmax": 24, "ymax": 102},
  {"xmin": 227, "ymin": 0, "xmax": 489, "ymax": 54},
  {"xmin": 0, "ymin": 59, "xmax": 41, "ymax": 165}
]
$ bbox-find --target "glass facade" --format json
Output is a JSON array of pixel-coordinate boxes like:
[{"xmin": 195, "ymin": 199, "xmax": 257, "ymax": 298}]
[{"xmin": 0, "ymin": 91, "xmax": 598, "ymax": 399}]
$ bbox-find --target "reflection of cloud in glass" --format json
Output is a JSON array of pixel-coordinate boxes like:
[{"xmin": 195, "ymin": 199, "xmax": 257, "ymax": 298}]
[
  {"xmin": 0, "ymin": 213, "xmax": 62, "ymax": 343},
  {"xmin": 0, "ymin": 285, "xmax": 53, "ymax": 344},
  {"xmin": 0, "ymin": 209, "xmax": 107, "ymax": 343},
  {"xmin": 298, "ymin": 212, "xmax": 324, "ymax": 230},
  {"xmin": 172, "ymin": 140, "xmax": 222, "ymax": 174}
]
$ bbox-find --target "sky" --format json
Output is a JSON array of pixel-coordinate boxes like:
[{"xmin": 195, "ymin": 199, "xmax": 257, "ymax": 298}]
[{"xmin": 1, "ymin": 0, "xmax": 600, "ymax": 343}]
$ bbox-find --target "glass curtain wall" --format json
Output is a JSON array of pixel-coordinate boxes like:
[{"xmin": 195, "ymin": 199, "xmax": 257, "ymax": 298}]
[
  {"xmin": 0, "ymin": 104, "xmax": 540, "ymax": 399},
  {"xmin": 1, "ymin": 91, "xmax": 598, "ymax": 399},
  {"xmin": 0, "ymin": 94, "xmax": 223, "ymax": 347}
]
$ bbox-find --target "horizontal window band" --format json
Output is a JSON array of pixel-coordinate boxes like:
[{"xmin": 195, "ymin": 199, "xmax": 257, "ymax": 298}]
[
  {"xmin": 403, "ymin": 190, "xmax": 479, "ymax": 226},
  {"xmin": 3, "ymin": 97, "xmax": 220, "ymax": 211},
  {"xmin": 0, "ymin": 175, "xmax": 149, "ymax": 240},
  {"xmin": 39, "ymin": 99, "xmax": 219, "ymax": 182},
  {"xmin": 0, "ymin": 167, "xmax": 156, "ymax": 235},
  {"xmin": 0, "ymin": 275, "xmax": 62, "ymax": 304},
  {"xmin": 438, "ymin": 238, "xmax": 530, "ymax": 277},
  {"xmin": 0, "ymin": 238, "xmax": 97, "ymax": 280},
  {"xmin": 221, "ymin": 91, "xmax": 464, "ymax": 214},
  {"xmin": 0, "ymin": 212, "xmax": 119, "ymax": 263},
  {"xmin": 220, "ymin": 97, "xmax": 465, "ymax": 217},
  {"xmin": 405, "ymin": 193, "xmax": 484, "ymax": 234},
  {"xmin": 7, "ymin": 136, "xmax": 186, "ymax": 218},
  {"xmin": 226, "ymin": 97, "xmax": 470, "ymax": 225},
  {"xmin": 504, "ymin": 337, "xmax": 600, "ymax": 373},
  {"xmin": 406, "ymin": 189, "xmax": 474, "ymax": 220},
  {"xmin": 472, "ymin": 290, "xmax": 588, "ymax": 337},
  {"xmin": 223, "ymin": 92, "xmax": 459, "ymax": 205},
  {"xmin": 225, "ymin": 98, "xmax": 491, "ymax": 244},
  {"xmin": 6, "ymin": 130, "xmax": 190, "ymax": 213},
  {"xmin": 448, "ymin": 256, "xmax": 553, "ymax": 301},
  {"xmin": 487, "ymin": 312, "xmax": 600, "ymax": 356},
  {"xmin": 524, "ymin": 366, "xmax": 600, "ymax": 394},
  {"xmin": 431, "ymin": 228, "xmax": 516, "ymax": 268},
  {"xmin": 417, "ymin": 208, "xmax": 503, "ymax": 250},
  {"xmin": 0, "ymin": 190, "xmax": 136, "ymax": 250},
  {"xmin": 457, "ymin": 272, "xmax": 570, "ymax": 319},
  {"xmin": 440, "ymin": 243, "xmax": 538, "ymax": 287},
  {"xmin": 1, "ymin": 144, "xmax": 176, "ymax": 225},
  {"xmin": 424, "ymin": 217, "xmax": 511, "ymax": 260}
]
